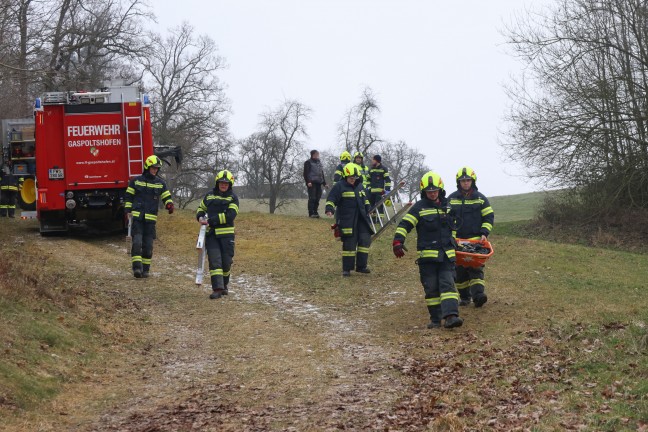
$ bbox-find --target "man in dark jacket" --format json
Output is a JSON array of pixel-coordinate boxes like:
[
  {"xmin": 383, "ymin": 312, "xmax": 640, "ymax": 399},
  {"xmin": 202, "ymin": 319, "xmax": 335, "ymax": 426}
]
[
  {"xmin": 303, "ymin": 150, "xmax": 327, "ymax": 218},
  {"xmin": 197, "ymin": 170, "xmax": 239, "ymax": 299},
  {"xmin": 325, "ymin": 163, "xmax": 373, "ymax": 277},
  {"xmin": 124, "ymin": 155, "xmax": 174, "ymax": 278},
  {"xmin": 448, "ymin": 166, "xmax": 494, "ymax": 308},
  {"xmin": 0, "ymin": 165, "xmax": 18, "ymax": 218},
  {"xmin": 393, "ymin": 171, "xmax": 463, "ymax": 329}
]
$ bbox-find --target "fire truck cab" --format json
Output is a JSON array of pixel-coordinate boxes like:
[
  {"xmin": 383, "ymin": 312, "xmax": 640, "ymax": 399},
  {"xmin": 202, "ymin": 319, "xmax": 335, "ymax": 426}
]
[{"xmin": 34, "ymin": 86, "xmax": 153, "ymax": 234}]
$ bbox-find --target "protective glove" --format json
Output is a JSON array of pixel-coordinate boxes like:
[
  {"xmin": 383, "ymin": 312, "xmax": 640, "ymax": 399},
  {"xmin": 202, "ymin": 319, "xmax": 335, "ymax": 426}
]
[
  {"xmin": 166, "ymin": 202, "xmax": 174, "ymax": 214},
  {"xmin": 393, "ymin": 240, "xmax": 406, "ymax": 258},
  {"xmin": 331, "ymin": 224, "xmax": 341, "ymax": 238}
]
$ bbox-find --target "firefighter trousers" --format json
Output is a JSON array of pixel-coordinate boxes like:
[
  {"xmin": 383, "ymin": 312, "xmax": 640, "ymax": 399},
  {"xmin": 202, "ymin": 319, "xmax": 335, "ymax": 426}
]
[
  {"xmin": 342, "ymin": 220, "xmax": 371, "ymax": 271},
  {"xmin": 419, "ymin": 258, "xmax": 459, "ymax": 323},
  {"xmin": 206, "ymin": 235, "xmax": 235, "ymax": 290},
  {"xmin": 0, "ymin": 191, "xmax": 16, "ymax": 217},
  {"xmin": 307, "ymin": 182, "xmax": 323, "ymax": 216},
  {"xmin": 456, "ymin": 265, "xmax": 485, "ymax": 301},
  {"xmin": 131, "ymin": 220, "xmax": 156, "ymax": 273},
  {"xmin": 369, "ymin": 192, "xmax": 385, "ymax": 215}
]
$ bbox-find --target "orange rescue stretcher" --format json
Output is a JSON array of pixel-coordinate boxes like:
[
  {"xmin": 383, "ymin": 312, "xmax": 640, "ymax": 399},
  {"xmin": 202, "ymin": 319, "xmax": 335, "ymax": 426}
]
[{"xmin": 455, "ymin": 238, "xmax": 494, "ymax": 268}]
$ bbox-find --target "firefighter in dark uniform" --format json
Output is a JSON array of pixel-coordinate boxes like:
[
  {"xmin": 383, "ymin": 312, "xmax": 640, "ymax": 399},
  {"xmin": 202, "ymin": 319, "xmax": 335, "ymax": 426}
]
[
  {"xmin": 332, "ymin": 151, "xmax": 352, "ymax": 183},
  {"xmin": 393, "ymin": 171, "xmax": 463, "ymax": 329},
  {"xmin": 124, "ymin": 155, "xmax": 174, "ymax": 278},
  {"xmin": 448, "ymin": 166, "xmax": 494, "ymax": 307},
  {"xmin": 0, "ymin": 165, "xmax": 18, "ymax": 218},
  {"xmin": 353, "ymin": 151, "xmax": 370, "ymax": 190},
  {"xmin": 369, "ymin": 154, "xmax": 392, "ymax": 214},
  {"xmin": 197, "ymin": 170, "xmax": 239, "ymax": 299},
  {"xmin": 325, "ymin": 163, "xmax": 373, "ymax": 277}
]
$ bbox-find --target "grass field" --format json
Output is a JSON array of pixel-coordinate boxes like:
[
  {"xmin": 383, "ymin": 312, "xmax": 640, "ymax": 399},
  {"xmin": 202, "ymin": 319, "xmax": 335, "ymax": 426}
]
[
  {"xmin": 1, "ymin": 192, "xmax": 646, "ymax": 430},
  {"xmin": 240, "ymin": 190, "xmax": 552, "ymax": 222}
]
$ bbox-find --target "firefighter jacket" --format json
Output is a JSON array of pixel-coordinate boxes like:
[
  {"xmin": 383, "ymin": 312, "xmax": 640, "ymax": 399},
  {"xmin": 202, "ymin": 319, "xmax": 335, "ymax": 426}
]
[
  {"xmin": 0, "ymin": 171, "xmax": 18, "ymax": 192},
  {"xmin": 325, "ymin": 179, "xmax": 372, "ymax": 237},
  {"xmin": 394, "ymin": 196, "xmax": 457, "ymax": 263},
  {"xmin": 447, "ymin": 188, "xmax": 494, "ymax": 239},
  {"xmin": 333, "ymin": 162, "xmax": 348, "ymax": 183},
  {"xmin": 196, "ymin": 189, "xmax": 239, "ymax": 238},
  {"xmin": 369, "ymin": 164, "xmax": 392, "ymax": 193},
  {"xmin": 124, "ymin": 172, "xmax": 173, "ymax": 223},
  {"xmin": 358, "ymin": 164, "xmax": 370, "ymax": 189}
]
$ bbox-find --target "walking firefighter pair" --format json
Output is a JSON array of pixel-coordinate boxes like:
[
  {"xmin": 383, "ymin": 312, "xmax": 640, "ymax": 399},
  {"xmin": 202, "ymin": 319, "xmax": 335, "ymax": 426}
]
[
  {"xmin": 326, "ymin": 164, "xmax": 494, "ymax": 329},
  {"xmin": 125, "ymin": 155, "xmax": 239, "ymax": 300}
]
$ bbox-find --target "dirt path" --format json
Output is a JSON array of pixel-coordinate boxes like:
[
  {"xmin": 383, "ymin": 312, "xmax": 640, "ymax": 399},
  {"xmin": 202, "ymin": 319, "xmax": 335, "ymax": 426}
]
[{"xmin": 32, "ymin": 235, "xmax": 408, "ymax": 431}]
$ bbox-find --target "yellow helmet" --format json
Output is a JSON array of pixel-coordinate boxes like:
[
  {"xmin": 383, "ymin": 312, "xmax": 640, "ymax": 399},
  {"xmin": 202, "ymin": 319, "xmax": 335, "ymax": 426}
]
[
  {"xmin": 420, "ymin": 171, "xmax": 444, "ymax": 192},
  {"xmin": 343, "ymin": 163, "xmax": 362, "ymax": 178},
  {"xmin": 340, "ymin": 151, "xmax": 352, "ymax": 162},
  {"xmin": 215, "ymin": 170, "xmax": 235, "ymax": 186},
  {"xmin": 144, "ymin": 155, "xmax": 162, "ymax": 170},
  {"xmin": 353, "ymin": 151, "xmax": 364, "ymax": 160},
  {"xmin": 456, "ymin": 166, "xmax": 477, "ymax": 182}
]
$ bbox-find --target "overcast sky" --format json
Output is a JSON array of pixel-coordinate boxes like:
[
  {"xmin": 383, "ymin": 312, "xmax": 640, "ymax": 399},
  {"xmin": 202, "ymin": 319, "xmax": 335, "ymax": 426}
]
[{"xmin": 153, "ymin": 0, "xmax": 549, "ymax": 196}]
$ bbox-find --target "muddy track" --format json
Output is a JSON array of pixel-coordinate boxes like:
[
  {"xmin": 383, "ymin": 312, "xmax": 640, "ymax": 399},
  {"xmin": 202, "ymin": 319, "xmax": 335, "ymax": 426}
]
[{"xmin": 38, "ymin": 235, "xmax": 407, "ymax": 431}]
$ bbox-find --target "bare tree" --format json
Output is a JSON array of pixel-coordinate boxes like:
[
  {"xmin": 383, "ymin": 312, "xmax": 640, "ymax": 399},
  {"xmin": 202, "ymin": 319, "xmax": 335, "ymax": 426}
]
[
  {"xmin": 503, "ymin": 0, "xmax": 648, "ymax": 216},
  {"xmin": 377, "ymin": 140, "xmax": 430, "ymax": 201},
  {"xmin": 239, "ymin": 100, "xmax": 311, "ymax": 213},
  {"xmin": 0, "ymin": 0, "xmax": 149, "ymax": 117},
  {"xmin": 338, "ymin": 87, "xmax": 381, "ymax": 155},
  {"xmin": 140, "ymin": 22, "xmax": 230, "ymax": 208}
]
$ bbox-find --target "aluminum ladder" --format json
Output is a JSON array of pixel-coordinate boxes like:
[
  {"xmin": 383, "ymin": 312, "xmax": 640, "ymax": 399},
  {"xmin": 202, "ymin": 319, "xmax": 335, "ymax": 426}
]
[
  {"xmin": 122, "ymin": 97, "xmax": 144, "ymax": 178},
  {"xmin": 368, "ymin": 181, "xmax": 414, "ymax": 241}
]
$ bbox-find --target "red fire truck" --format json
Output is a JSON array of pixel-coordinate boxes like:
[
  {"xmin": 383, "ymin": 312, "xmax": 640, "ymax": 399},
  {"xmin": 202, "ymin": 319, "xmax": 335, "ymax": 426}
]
[{"xmin": 34, "ymin": 87, "xmax": 153, "ymax": 234}]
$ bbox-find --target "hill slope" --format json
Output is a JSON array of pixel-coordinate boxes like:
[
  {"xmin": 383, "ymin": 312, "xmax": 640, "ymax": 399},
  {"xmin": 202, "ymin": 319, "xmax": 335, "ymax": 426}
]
[{"xmin": 1, "ymin": 210, "xmax": 646, "ymax": 431}]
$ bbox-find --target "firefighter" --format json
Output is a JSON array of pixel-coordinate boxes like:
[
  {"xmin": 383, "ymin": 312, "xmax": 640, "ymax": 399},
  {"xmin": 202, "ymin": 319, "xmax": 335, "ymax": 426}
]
[
  {"xmin": 393, "ymin": 171, "xmax": 463, "ymax": 329},
  {"xmin": 448, "ymin": 167, "xmax": 494, "ymax": 307},
  {"xmin": 332, "ymin": 151, "xmax": 352, "ymax": 183},
  {"xmin": 196, "ymin": 170, "xmax": 239, "ymax": 299},
  {"xmin": 303, "ymin": 149, "xmax": 327, "ymax": 218},
  {"xmin": 0, "ymin": 165, "xmax": 18, "ymax": 218},
  {"xmin": 368, "ymin": 154, "xmax": 392, "ymax": 215},
  {"xmin": 353, "ymin": 151, "xmax": 370, "ymax": 189},
  {"xmin": 124, "ymin": 155, "xmax": 174, "ymax": 278},
  {"xmin": 325, "ymin": 163, "xmax": 372, "ymax": 276}
]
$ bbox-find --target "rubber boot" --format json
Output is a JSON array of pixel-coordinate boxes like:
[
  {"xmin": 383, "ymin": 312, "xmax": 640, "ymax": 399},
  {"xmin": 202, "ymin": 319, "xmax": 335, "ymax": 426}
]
[
  {"xmin": 210, "ymin": 290, "xmax": 224, "ymax": 299},
  {"xmin": 342, "ymin": 271, "xmax": 351, "ymax": 277},
  {"xmin": 355, "ymin": 267, "xmax": 371, "ymax": 274},
  {"xmin": 444, "ymin": 315, "xmax": 464, "ymax": 329},
  {"xmin": 133, "ymin": 268, "xmax": 142, "ymax": 278},
  {"xmin": 473, "ymin": 294, "xmax": 488, "ymax": 308},
  {"xmin": 427, "ymin": 321, "xmax": 441, "ymax": 329}
]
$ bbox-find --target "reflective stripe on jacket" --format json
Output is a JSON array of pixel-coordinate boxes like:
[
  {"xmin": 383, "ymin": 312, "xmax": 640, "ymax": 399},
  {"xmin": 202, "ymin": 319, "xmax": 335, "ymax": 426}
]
[
  {"xmin": 0, "ymin": 172, "xmax": 18, "ymax": 191},
  {"xmin": 369, "ymin": 164, "xmax": 392, "ymax": 193},
  {"xmin": 394, "ymin": 197, "xmax": 456, "ymax": 262},
  {"xmin": 447, "ymin": 189, "xmax": 494, "ymax": 238},
  {"xmin": 333, "ymin": 162, "xmax": 348, "ymax": 183},
  {"xmin": 124, "ymin": 173, "xmax": 173, "ymax": 223},
  {"xmin": 325, "ymin": 179, "xmax": 371, "ymax": 237},
  {"xmin": 196, "ymin": 190, "xmax": 239, "ymax": 237}
]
